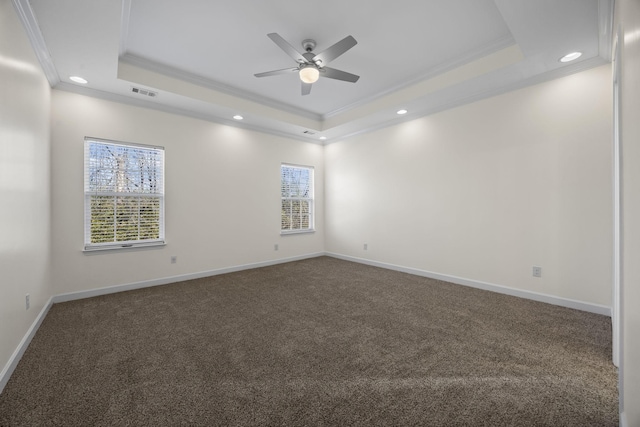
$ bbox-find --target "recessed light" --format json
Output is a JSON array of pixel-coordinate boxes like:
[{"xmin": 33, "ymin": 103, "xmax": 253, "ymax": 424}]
[
  {"xmin": 233, "ymin": 115, "xmax": 243, "ymax": 120},
  {"xmin": 69, "ymin": 76, "xmax": 88, "ymax": 84},
  {"xmin": 559, "ymin": 52, "xmax": 582, "ymax": 63},
  {"xmin": 397, "ymin": 109, "xmax": 408, "ymax": 115},
  {"xmin": 319, "ymin": 136, "xmax": 327, "ymax": 140}
]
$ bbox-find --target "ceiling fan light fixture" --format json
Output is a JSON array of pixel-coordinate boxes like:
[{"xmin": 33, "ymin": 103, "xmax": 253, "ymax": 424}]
[
  {"xmin": 256, "ymin": 33, "xmax": 359, "ymax": 95},
  {"xmin": 299, "ymin": 66, "xmax": 320, "ymax": 84}
]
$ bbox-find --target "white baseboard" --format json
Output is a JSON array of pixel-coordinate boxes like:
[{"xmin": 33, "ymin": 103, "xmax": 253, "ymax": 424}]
[
  {"xmin": 53, "ymin": 252, "xmax": 325, "ymax": 303},
  {"xmin": 326, "ymin": 252, "xmax": 611, "ymax": 316},
  {"xmin": 55, "ymin": 250, "xmax": 612, "ymax": 312},
  {"xmin": 0, "ymin": 296, "xmax": 53, "ymax": 394},
  {"xmin": 620, "ymin": 411, "xmax": 628, "ymax": 427}
]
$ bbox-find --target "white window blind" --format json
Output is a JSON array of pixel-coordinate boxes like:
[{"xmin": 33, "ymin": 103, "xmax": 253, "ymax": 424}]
[
  {"xmin": 84, "ymin": 138, "xmax": 165, "ymax": 250},
  {"xmin": 281, "ymin": 164, "xmax": 314, "ymax": 233}
]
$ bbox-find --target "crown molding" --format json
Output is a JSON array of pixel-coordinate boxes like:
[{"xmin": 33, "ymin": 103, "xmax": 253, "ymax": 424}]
[
  {"xmin": 11, "ymin": 0, "xmax": 60, "ymax": 86},
  {"xmin": 119, "ymin": 0, "xmax": 132, "ymax": 56},
  {"xmin": 598, "ymin": 0, "xmax": 614, "ymax": 61}
]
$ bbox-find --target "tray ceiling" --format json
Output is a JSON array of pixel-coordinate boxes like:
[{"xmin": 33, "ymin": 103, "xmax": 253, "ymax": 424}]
[{"xmin": 19, "ymin": 0, "xmax": 612, "ymax": 142}]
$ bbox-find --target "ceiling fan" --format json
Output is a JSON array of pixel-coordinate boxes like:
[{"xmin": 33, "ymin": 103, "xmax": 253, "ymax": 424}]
[{"xmin": 254, "ymin": 33, "xmax": 360, "ymax": 95}]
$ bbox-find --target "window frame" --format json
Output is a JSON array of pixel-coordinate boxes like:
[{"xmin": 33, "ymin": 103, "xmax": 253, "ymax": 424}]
[
  {"xmin": 280, "ymin": 163, "xmax": 315, "ymax": 235},
  {"xmin": 83, "ymin": 137, "xmax": 165, "ymax": 251}
]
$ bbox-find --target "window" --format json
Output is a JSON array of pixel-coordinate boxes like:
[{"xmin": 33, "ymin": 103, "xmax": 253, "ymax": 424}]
[
  {"xmin": 84, "ymin": 138, "xmax": 165, "ymax": 250},
  {"xmin": 281, "ymin": 164, "xmax": 314, "ymax": 233}
]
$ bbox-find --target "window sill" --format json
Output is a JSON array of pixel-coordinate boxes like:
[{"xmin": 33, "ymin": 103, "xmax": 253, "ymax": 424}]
[
  {"xmin": 83, "ymin": 241, "xmax": 166, "ymax": 252},
  {"xmin": 280, "ymin": 229, "xmax": 315, "ymax": 236}
]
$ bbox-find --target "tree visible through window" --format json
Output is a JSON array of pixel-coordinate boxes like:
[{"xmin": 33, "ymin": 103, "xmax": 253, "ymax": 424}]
[
  {"xmin": 84, "ymin": 138, "xmax": 165, "ymax": 250},
  {"xmin": 281, "ymin": 164, "xmax": 314, "ymax": 233}
]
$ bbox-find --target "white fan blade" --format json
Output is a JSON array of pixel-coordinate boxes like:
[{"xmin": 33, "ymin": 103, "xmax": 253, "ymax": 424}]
[
  {"xmin": 321, "ymin": 67, "xmax": 360, "ymax": 83},
  {"xmin": 254, "ymin": 68, "xmax": 297, "ymax": 78},
  {"xmin": 312, "ymin": 36, "xmax": 357, "ymax": 66},
  {"xmin": 267, "ymin": 33, "xmax": 306, "ymax": 63}
]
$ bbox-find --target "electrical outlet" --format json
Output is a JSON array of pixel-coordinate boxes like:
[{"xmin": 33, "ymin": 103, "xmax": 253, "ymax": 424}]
[
  {"xmin": 533, "ymin": 266, "xmax": 542, "ymax": 278},
  {"xmin": 274, "ymin": 244, "xmax": 279, "ymax": 251},
  {"xmin": 363, "ymin": 243, "xmax": 368, "ymax": 250},
  {"xmin": 171, "ymin": 256, "xmax": 177, "ymax": 264},
  {"xmin": 25, "ymin": 294, "xmax": 30, "ymax": 310}
]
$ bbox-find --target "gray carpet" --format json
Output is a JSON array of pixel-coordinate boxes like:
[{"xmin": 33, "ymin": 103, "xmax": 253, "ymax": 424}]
[{"xmin": 0, "ymin": 256, "xmax": 618, "ymax": 426}]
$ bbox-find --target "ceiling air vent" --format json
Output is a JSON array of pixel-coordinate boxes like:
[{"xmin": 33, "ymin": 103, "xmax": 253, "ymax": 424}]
[
  {"xmin": 131, "ymin": 87, "xmax": 158, "ymax": 98},
  {"xmin": 303, "ymin": 130, "xmax": 316, "ymax": 135}
]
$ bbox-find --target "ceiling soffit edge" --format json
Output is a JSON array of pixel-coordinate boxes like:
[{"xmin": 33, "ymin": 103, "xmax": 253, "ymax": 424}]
[
  {"xmin": 326, "ymin": 55, "xmax": 610, "ymax": 145},
  {"xmin": 117, "ymin": 60, "xmax": 322, "ymax": 131},
  {"xmin": 54, "ymin": 81, "xmax": 318, "ymax": 144},
  {"xmin": 118, "ymin": 54, "xmax": 322, "ymax": 123},
  {"xmin": 322, "ymin": 44, "xmax": 523, "ymax": 131},
  {"xmin": 323, "ymin": 34, "xmax": 517, "ymax": 120}
]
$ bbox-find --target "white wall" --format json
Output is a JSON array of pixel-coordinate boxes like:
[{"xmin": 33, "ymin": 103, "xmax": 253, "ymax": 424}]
[
  {"xmin": 616, "ymin": 0, "xmax": 640, "ymax": 424},
  {"xmin": 325, "ymin": 64, "xmax": 613, "ymax": 308},
  {"xmin": 0, "ymin": 0, "xmax": 52, "ymax": 386},
  {"xmin": 50, "ymin": 91, "xmax": 324, "ymax": 295}
]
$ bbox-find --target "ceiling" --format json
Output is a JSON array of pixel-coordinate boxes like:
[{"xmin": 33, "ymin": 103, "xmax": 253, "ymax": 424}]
[{"xmin": 18, "ymin": 0, "xmax": 613, "ymax": 143}]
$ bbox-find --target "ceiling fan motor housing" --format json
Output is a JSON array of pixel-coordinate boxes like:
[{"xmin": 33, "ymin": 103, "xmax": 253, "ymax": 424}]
[{"xmin": 302, "ymin": 51, "xmax": 318, "ymax": 67}]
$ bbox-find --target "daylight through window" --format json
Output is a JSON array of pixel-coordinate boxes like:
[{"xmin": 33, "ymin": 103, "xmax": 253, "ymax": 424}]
[
  {"xmin": 84, "ymin": 138, "xmax": 165, "ymax": 250},
  {"xmin": 281, "ymin": 164, "xmax": 314, "ymax": 233}
]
